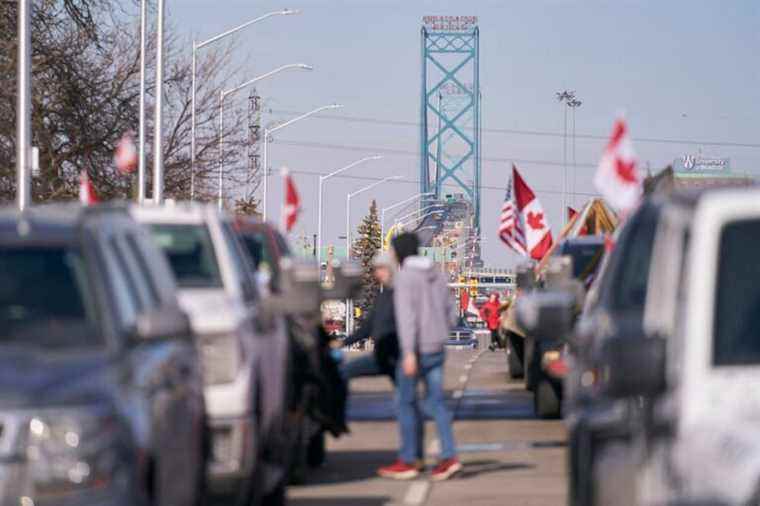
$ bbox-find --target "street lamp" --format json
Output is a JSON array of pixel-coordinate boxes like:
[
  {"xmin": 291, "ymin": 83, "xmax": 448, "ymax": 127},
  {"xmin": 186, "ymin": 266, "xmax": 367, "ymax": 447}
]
[
  {"xmin": 344, "ymin": 175, "xmax": 402, "ymax": 335},
  {"xmin": 395, "ymin": 208, "xmax": 445, "ymax": 232},
  {"xmin": 380, "ymin": 192, "xmax": 435, "ymax": 248},
  {"xmin": 262, "ymin": 103, "xmax": 343, "ymax": 221},
  {"xmin": 317, "ymin": 155, "xmax": 383, "ymax": 267},
  {"xmin": 218, "ymin": 64, "xmax": 313, "ymax": 210},
  {"xmin": 191, "ymin": 8, "xmax": 300, "ymax": 201}
]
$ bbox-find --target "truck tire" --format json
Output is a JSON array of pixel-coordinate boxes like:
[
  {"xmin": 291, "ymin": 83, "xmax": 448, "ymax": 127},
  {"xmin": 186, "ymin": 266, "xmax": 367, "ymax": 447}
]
[
  {"xmin": 506, "ymin": 334, "xmax": 524, "ymax": 379},
  {"xmin": 534, "ymin": 379, "xmax": 561, "ymax": 419}
]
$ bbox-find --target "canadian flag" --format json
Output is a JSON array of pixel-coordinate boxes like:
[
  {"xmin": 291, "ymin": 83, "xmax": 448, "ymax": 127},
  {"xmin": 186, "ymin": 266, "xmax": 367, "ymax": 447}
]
[
  {"xmin": 114, "ymin": 132, "xmax": 138, "ymax": 174},
  {"xmin": 281, "ymin": 167, "xmax": 300, "ymax": 232},
  {"xmin": 79, "ymin": 170, "xmax": 98, "ymax": 206},
  {"xmin": 511, "ymin": 165, "xmax": 553, "ymax": 260},
  {"xmin": 593, "ymin": 118, "xmax": 642, "ymax": 213}
]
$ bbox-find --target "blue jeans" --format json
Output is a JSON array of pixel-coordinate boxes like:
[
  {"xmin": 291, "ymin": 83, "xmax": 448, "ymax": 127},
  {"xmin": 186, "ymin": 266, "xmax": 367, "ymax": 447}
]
[
  {"xmin": 396, "ymin": 351, "xmax": 457, "ymax": 463},
  {"xmin": 343, "ymin": 353, "xmax": 425, "ymax": 459},
  {"xmin": 342, "ymin": 353, "xmax": 382, "ymax": 380}
]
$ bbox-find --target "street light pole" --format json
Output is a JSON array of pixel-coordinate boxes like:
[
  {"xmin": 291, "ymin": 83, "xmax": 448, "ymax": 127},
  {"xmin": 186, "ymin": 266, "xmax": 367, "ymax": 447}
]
[
  {"xmin": 16, "ymin": 0, "xmax": 31, "ymax": 211},
  {"xmin": 316, "ymin": 155, "xmax": 383, "ymax": 267},
  {"xmin": 153, "ymin": 0, "xmax": 166, "ymax": 204},
  {"xmin": 137, "ymin": 0, "xmax": 147, "ymax": 204},
  {"xmin": 262, "ymin": 103, "xmax": 343, "ymax": 221},
  {"xmin": 191, "ymin": 9, "xmax": 300, "ymax": 201},
  {"xmin": 217, "ymin": 64, "xmax": 313, "ymax": 210},
  {"xmin": 567, "ymin": 97, "xmax": 582, "ymax": 210}
]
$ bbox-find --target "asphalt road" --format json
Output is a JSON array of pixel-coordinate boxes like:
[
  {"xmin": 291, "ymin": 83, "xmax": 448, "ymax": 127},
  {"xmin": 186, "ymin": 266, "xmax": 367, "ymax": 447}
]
[{"xmin": 288, "ymin": 345, "xmax": 568, "ymax": 506}]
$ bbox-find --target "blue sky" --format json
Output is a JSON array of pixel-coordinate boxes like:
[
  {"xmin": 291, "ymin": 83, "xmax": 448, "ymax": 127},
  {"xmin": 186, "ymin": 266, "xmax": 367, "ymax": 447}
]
[{"xmin": 172, "ymin": 0, "xmax": 759, "ymax": 266}]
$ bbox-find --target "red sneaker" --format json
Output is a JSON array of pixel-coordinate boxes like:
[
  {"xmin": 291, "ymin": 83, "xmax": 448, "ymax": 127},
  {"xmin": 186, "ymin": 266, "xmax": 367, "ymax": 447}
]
[
  {"xmin": 377, "ymin": 460, "xmax": 420, "ymax": 480},
  {"xmin": 430, "ymin": 458, "xmax": 462, "ymax": 481}
]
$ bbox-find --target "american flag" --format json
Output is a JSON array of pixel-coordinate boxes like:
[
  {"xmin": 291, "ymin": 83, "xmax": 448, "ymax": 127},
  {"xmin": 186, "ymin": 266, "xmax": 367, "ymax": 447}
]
[{"xmin": 499, "ymin": 173, "xmax": 527, "ymax": 256}]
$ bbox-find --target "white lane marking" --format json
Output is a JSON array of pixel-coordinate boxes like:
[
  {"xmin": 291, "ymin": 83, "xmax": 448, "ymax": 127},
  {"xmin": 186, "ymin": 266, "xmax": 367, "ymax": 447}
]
[
  {"xmin": 459, "ymin": 375, "xmax": 468, "ymax": 383},
  {"xmin": 464, "ymin": 363, "xmax": 472, "ymax": 370},
  {"xmin": 404, "ymin": 480, "xmax": 431, "ymax": 505}
]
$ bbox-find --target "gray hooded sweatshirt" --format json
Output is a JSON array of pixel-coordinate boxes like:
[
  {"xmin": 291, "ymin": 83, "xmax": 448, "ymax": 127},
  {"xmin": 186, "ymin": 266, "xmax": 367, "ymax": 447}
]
[{"xmin": 394, "ymin": 256, "xmax": 457, "ymax": 356}]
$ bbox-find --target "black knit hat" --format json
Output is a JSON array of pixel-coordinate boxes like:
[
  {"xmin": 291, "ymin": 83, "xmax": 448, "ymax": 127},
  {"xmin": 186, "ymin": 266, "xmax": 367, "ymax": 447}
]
[{"xmin": 392, "ymin": 232, "xmax": 420, "ymax": 266}]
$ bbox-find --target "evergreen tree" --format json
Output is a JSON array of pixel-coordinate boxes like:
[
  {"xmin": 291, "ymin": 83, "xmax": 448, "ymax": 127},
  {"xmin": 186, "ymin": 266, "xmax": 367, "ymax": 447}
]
[{"xmin": 351, "ymin": 199, "xmax": 382, "ymax": 328}]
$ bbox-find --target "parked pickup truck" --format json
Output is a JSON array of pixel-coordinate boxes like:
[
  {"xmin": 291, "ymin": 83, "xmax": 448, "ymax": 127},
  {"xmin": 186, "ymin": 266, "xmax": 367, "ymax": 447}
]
[
  {"xmin": 520, "ymin": 187, "xmax": 760, "ymax": 506},
  {"xmin": 132, "ymin": 203, "xmax": 283, "ymax": 506},
  {"xmin": 0, "ymin": 204, "xmax": 206, "ymax": 506}
]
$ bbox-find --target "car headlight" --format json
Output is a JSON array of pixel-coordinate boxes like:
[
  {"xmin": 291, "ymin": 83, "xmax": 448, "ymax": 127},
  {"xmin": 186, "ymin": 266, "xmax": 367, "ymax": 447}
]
[
  {"xmin": 24, "ymin": 407, "xmax": 124, "ymax": 497},
  {"xmin": 200, "ymin": 333, "xmax": 242, "ymax": 385}
]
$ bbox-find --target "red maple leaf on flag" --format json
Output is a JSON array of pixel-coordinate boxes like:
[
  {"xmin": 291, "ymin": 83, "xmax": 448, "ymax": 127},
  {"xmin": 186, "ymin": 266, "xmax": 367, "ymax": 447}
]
[
  {"xmin": 615, "ymin": 159, "xmax": 638, "ymax": 184},
  {"xmin": 527, "ymin": 211, "xmax": 545, "ymax": 230}
]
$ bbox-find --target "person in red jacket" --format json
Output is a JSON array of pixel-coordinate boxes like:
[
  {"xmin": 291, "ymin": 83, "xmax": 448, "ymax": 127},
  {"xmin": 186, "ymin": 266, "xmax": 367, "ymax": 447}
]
[{"xmin": 480, "ymin": 292, "xmax": 503, "ymax": 351}]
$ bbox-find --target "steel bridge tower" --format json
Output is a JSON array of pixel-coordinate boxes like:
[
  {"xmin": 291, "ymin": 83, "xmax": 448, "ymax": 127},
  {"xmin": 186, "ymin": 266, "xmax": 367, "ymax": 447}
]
[{"xmin": 419, "ymin": 16, "xmax": 481, "ymax": 231}]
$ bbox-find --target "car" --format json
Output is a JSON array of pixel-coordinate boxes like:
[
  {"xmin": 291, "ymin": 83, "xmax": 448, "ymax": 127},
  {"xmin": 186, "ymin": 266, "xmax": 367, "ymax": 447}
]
[
  {"xmin": 0, "ymin": 204, "xmax": 206, "ymax": 506},
  {"xmin": 563, "ymin": 199, "xmax": 663, "ymax": 506},
  {"xmin": 233, "ymin": 217, "xmax": 350, "ymax": 483},
  {"xmin": 523, "ymin": 236, "xmax": 605, "ymax": 419},
  {"xmin": 446, "ymin": 324, "xmax": 478, "ymax": 349},
  {"xmin": 600, "ymin": 188, "xmax": 760, "ymax": 505},
  {"xmin": 131, "ymin": 203, "xmax": 287, "ymax": 505}
]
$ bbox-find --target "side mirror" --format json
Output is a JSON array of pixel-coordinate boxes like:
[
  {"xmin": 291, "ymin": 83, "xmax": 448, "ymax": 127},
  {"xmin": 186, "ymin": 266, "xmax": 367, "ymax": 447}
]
[
  {"xmin": 600, "ymin": 335, "xmax": 666, "ymax": 399},
  {"xmin": 515, "ymin": 291, "xmax": 576, "ymax": 342},
  {"xmin": 276, "ymin": 258, "xmax": 322, "ymax": 315},
  {"xmin": 135, "ymin": 308, "xmax": 192, "ymax": 341},
  {"xmin": 322, "ymin": 261, "xmax": 363, "ymax": 300}
]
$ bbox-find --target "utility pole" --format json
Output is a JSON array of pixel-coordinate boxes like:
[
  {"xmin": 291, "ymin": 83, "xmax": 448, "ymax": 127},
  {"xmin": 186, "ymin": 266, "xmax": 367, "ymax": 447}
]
[
  {"xmin": 16, "ymin": 0, "xmax": 32, "ymax": 211},
  {"xmin": 248, "ymin": 89, "xmax": 262, "ymax": 207}
]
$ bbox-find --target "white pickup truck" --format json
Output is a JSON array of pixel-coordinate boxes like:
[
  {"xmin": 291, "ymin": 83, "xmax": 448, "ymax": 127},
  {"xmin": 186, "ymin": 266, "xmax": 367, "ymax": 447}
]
[
  {"xmin": 131, "ymin": 203, "xmax": 286, "ymax": 505},
  {"xmin": 600, "ymin": 187, "xmax": 760, "ymax": 505}
]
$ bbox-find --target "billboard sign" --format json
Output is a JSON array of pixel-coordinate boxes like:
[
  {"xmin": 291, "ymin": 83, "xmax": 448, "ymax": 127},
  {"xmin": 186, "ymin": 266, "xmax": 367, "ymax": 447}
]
[{"xmin": 674, "ymin": 154, "xmax": 730, "ymax": 174}]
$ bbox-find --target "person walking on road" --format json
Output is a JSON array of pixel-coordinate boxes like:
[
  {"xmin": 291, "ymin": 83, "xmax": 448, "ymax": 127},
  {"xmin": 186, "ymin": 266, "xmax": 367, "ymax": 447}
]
[
  {"xmin": 378, "ymin": 232, "xmax": 462, "ymax": 481},
  {"xmin": 480, "ymin": 292, "xmax": 503, "ymax": 352},
  {"xmin": 340, "ymin": 251, "xmax": 425, "ymax": 467}
]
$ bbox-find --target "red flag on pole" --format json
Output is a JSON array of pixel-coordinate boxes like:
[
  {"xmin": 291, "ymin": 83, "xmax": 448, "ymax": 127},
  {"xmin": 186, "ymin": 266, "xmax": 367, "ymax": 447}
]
[
  {"xmin": 593, "ymin": 118, "xmax": 642, "ymax": 213},
  {"xmin": 114, "ymin": 131, "xmax": 138, "ymax": 174},
  {"xmin": 281, "ymin": 167, "xmax": 300, "ymax": 232},
  {"xmin": 79, "ymin": 170, "xmax": 98, "ymax": 206}
]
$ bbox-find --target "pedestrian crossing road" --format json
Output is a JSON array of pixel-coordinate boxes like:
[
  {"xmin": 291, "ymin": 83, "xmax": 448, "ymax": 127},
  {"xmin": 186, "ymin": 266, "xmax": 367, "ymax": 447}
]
[{"xmin": 288, "ymin": 348, "xmax": 567, "ymax": 506}]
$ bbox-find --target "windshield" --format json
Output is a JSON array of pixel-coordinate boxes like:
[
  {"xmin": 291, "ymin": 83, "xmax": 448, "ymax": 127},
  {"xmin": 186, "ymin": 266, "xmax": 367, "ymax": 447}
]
[
  {"xmin": 150, "ymin": 224, "xmax": 223, "ymax": 289},
  {"xmin": 713, "ymin": 219, "xmax": 760, "ymax": 366},
  {"xmin": 0, "ymin": 246, "xmax": 100, "ymax": 348}
]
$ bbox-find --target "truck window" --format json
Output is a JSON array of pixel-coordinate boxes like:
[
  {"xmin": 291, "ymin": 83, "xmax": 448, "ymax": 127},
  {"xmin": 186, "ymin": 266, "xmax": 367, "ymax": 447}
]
[
  {"xmin": 150, "ymin": 224, "xmax": 223, "ymax": 289},
  {"xmin": 610, "ymin": 207, "xmax": 659, "ymax": 312},
  {"xmin": 0, "ymin": 246, "xmax": 101, "ymax": 348},
  {"xmin": 713, "ymin": 219, "xmax": 760, "ymax": 366}
]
